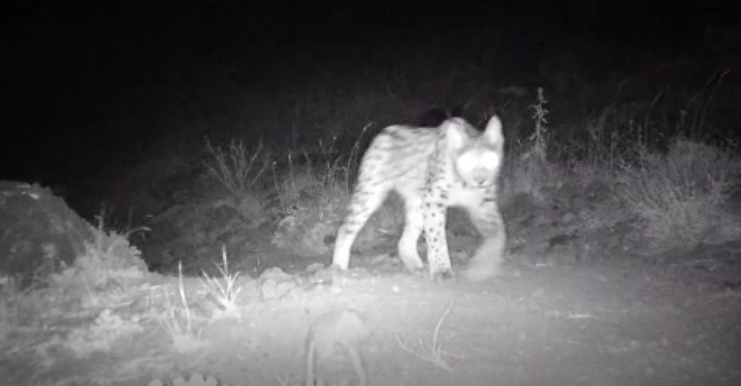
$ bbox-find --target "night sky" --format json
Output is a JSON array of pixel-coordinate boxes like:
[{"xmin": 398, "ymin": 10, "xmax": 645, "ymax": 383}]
[{"xmin": 0, "ymin": 0, "xmax": 733, "ymax": 200}]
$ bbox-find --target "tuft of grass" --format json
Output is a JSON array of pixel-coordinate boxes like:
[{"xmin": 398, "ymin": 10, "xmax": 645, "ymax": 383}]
[
  {"xmin": 204, "ymin": 138, "xmax": 271, "ymax": 197},
  {"xmin": 200, "ymin": 246, "xmax": 242, "ymax": 316},
  {"xmin": 619, "ymin": 137, "xmax": 741, "ymax": 250}
]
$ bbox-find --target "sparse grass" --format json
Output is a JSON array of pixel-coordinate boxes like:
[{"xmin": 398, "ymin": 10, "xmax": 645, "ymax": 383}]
[
  {"xmin": 271, "ymin": 123, "xmax": 394, "ymax": 255},
  {"xmin": 273, "ymin": 124, "xmax": 369, "ymax": 211},
  {"xmin": 567, "ymin": 100, "xmax": 655, "ymax": 172},
  {"xmin": 204, "ymin": 138, "xmax": 271, "ymax": 197},
  {"xmin": 200, "ymin": 246, "xmax": 242, "ymax": 316}
]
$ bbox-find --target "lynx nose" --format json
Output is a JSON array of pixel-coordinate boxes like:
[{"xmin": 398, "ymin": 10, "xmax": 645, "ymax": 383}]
[{"xmin": 471, "ymin": 168, "xmax": 493, "ymax": 187}]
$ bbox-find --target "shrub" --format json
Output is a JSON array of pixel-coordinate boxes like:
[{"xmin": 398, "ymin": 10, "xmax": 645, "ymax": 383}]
[
  {"xmin": 203, "ymin": 138, "xmax": 271, "ymax": 197},
  {"xmin": 619, "ymin": 137, "xmax": 741, "ymax": 250}
]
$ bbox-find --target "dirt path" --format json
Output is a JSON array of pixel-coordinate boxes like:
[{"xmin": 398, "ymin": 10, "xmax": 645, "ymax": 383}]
[{"xmin": 172, "ymin": 247, "xmax": 741, "ymax": 386}]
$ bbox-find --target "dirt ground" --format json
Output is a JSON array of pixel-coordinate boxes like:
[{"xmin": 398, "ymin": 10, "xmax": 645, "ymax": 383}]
[
  {"xmin": 3, "ymin": 233, "xmax": 740, "ymax": 386},
  {"xmin": 193, "ymin": 242, "xmax": 741, "ymax": 386}
]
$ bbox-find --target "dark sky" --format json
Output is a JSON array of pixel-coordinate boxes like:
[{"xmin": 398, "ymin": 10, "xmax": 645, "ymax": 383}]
[{"xmin": 0, "ymin": 0, "xmax": 731, "ymax": 189}]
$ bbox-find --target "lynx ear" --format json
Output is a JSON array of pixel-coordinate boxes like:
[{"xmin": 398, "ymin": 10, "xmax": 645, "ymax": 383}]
[
  {"xmin": 442, "ymin": 118, "xmax": 468, "ymax": 150},
  {"xmin": 482, "ymin": 115, "xmax": 504, "ymax": 146}
]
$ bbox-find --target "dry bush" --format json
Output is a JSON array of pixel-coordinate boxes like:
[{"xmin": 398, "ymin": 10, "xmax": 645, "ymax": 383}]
[{"xmin": 619, "ymin": 137, "xmax": 741, "ymax": 250}]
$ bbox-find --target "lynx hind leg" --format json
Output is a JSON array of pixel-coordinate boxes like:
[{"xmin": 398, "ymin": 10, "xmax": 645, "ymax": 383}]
[
  {"xmin": 397, "ymin": 194, "xmax": 425, "ymax": 272},
  {"xmin": 332, "ymin": 180, "xmax": 389, "ymax": 270},
  {"xmin": 332, "ymin": 149, "xmax": 391, "ymax": 270},
  {"xmin": 463, "ymin": 200, "xmax": 507, "ymax": 282}
]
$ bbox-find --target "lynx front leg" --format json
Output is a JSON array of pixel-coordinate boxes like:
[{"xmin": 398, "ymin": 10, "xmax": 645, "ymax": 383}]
[
  {"xmin": 463, "ymin": 198, "xmax": 507, "ymax": 282},
  {"xmin": 422, "ymin": 198, "xmax": 455, "ymax": 281}
]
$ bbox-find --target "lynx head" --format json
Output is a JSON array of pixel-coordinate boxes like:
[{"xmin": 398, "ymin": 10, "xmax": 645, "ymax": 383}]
[{"xmin": 444, "ymin": 115, "xmax": 504, "ymax": 189}]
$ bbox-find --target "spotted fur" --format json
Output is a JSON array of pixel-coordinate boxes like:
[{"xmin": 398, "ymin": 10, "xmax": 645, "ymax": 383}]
[{"xmin": 332, "ymin": 116, "xmax": 507, "ymax": 281}]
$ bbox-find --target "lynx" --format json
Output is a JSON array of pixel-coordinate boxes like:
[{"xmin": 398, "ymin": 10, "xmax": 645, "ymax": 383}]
[{"xmin": 332, "ymin": 115, "xmax": 507, "ymax": 281}]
